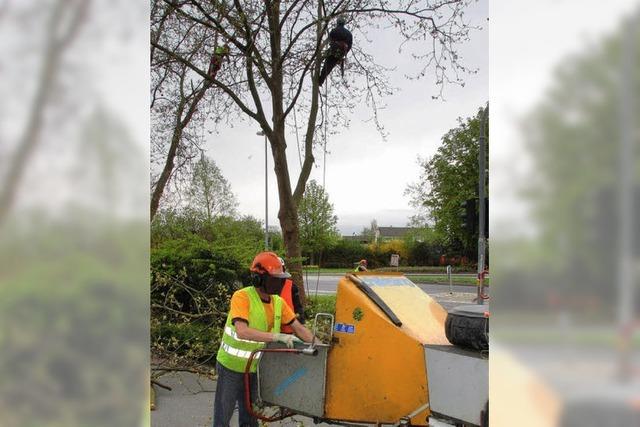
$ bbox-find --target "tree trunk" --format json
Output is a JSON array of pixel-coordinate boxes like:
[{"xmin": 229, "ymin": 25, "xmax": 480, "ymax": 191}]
[
  {"xmin": 264, "ymin": 0, "xmax": 308, "ymax": 303},
  {"xmin": 282, "ymin": 216, "xmax": 305, "ymax": 302},
  {"xmin": 270, "ymin": 131, "xmax": 306, "ymax": 304},
  {"xmin": 150, "ymin": 80, "xmax": 212, "ymax": 220}
]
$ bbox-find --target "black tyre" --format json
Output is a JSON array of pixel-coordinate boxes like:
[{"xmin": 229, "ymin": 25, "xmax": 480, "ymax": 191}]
[{"xmin": 445, "ymin": 304, "xmax": 489, "ymax": 351}]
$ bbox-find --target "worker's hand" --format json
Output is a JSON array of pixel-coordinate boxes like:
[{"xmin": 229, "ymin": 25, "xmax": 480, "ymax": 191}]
[{"xmin": 273, "ymin": 333, "xmax": 304, "ymax": 349}]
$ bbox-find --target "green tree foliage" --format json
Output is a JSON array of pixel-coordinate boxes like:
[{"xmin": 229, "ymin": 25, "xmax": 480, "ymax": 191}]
[
  {"xmin": 404, "ymin": 227, "xmax": 445, "ymax": 266},
  {"xmin": 406, "ymin": 107, "xmax": 489, "ymax": 256},
  {"xmin": 187, "ymin": 154, "xmax": 238, "ymax": 223},
  {"xmin": 298, "ymin": 180, "xmax": 339, "ymax": 265},
  {"xmin": 268, "ymin": 229, "xmax": 285, "ymax": 253}
]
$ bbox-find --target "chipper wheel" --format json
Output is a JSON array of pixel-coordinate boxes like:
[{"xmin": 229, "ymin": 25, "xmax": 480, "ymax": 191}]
[{"xmin": 444, "ymin": 304, "xmax": 489, "ymax": 351}]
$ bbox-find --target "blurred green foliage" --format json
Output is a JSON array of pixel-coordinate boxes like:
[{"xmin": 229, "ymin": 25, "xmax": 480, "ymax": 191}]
[
  {"xmin": 496, "ymin": 14, "xmax": 640, "ymax": 314},
  {"xmin": 0, "ymin": 213, "xmax": 148, "ymax": 427}
]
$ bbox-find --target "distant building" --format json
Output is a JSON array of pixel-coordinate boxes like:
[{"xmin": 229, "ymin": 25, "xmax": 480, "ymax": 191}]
[{"xmin": 375, "ymin": 226, "xmax": 415, "ymax": 242}]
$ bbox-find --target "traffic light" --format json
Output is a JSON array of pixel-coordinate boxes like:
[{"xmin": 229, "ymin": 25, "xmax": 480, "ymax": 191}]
[
  {"xmin": 459, "ymin": 198, "xmax": 488, "ymax": 238},
  {"xmin": 459, "ymin": 199, "xmax": 477, "ymax": 235}
]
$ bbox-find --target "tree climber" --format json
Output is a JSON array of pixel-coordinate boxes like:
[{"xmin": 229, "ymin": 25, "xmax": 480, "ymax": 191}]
[
  {"xmin": 208, "ymin": 44, "xmax": 229, "ymax": 79},
  {"xmin": 318, "ymin": 17, "xmax": 352, "ymax": 86}
]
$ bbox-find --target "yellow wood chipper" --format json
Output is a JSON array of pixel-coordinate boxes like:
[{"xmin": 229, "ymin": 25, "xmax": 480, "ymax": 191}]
[{"xmin": 249, "ymin": 273, "xmax": 489, "ymax": 426}]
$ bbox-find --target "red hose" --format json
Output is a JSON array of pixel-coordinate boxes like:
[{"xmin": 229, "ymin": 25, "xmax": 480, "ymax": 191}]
[
  {"xmin": 243, "ymin": 347, "xmax": 302, "ymax": 422},
  {"xmin": 474, "ymin": 269, "xmax": 490, "ymax": 302}
]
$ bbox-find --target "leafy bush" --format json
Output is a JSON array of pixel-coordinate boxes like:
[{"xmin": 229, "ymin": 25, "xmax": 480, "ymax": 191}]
[
  {"xmin": 322, "ymin": 239, "xmax": 372, "ymax": 268},
  {"xmin": 366, "ymin": 239, "xmax": 409, "ymax": 267},
  {"xmin": 151, "ymin": 216, "xmax": 264, "ymax": 364},
  {"xmin": 406, "ymin": 240, "xmax": 446, "ymax": 266},
  {"xmin": 152, "ymin": 237, "xmax": 244, "ymax": 317},
  {"xmin": 152, "ymin": 236, "xmax": 247, "ymax": 288}
]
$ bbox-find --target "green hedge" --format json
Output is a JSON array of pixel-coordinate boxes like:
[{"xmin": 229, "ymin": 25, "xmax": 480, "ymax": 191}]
[
  {"xmin": 321, "ymin": 239, "xmax": 371, "ymax": 268},
  {"xmin": 321, "ymin": 238, "xmax": 460, "ymax": 269}
]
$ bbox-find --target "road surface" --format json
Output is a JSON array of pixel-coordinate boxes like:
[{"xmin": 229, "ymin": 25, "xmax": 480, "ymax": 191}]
[
  {"xmin": 302, "ymin": 274, "xmax": 486, "ymax": 311},
  {"xmin": 302, "ymin": 274, "xmax": 478, "ymax": 295}
]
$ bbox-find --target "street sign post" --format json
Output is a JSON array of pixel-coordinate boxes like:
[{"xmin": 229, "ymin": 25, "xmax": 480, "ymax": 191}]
[{"xmin": 390, "ymin": 254, "xmax": 400, "ymax": 270}]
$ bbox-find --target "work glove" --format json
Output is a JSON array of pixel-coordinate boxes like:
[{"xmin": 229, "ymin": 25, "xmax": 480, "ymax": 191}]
[{"xmin": 272, "ymin": 333, "xmax": 304, "ymax": 349}]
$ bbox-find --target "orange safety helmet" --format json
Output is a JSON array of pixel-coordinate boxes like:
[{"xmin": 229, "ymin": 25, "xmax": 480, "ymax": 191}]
[{"xmin": 250, "ymin": 251, "xmax": 291, "ymax": 278}]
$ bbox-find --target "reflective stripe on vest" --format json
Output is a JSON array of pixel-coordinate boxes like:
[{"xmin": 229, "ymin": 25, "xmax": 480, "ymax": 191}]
[
  {"xmin": 224, "ymin": 326, "xmax": 260, "ymax": 344},
  {"xmin": 280, "ymin": 279, "xmax": 295, "ymax": 333},
  {"xmin": 220, "ymin": 342, "xmax": 253, "ymax": 359},
  {"xmin": 216, "ymin": 286, "xmax": 283, "ymax": 373}
]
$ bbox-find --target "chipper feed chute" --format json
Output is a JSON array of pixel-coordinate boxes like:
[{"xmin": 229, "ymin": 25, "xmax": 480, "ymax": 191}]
[{"xmin": 256, "ymin": 273, "xmax": 488, "ymax": 426}]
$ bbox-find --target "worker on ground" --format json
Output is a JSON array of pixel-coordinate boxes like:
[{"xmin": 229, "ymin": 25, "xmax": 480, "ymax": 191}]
[
  {"xmin": 208, "ymin": 44, "xmax": 229, "ymax": 79},
  {"xmin": 278, "ymin": 257, "xmax": 306, "ymax": 333},
  {"xmin": 354, "ymin": 259, "xmax": 368, "ymax": 272},
  {"xmin": 213, "ymin": 251, "xmax": 316, "ymax": 427},
  {"xmin": 318, "ymin": 16, "xmax": 352, "ymax": 86}
]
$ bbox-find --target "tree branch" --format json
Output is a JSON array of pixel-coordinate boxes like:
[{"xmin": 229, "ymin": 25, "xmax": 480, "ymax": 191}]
[{"xmin": 151, "ymin": 39, "xmax": 264, "ymax": 125}]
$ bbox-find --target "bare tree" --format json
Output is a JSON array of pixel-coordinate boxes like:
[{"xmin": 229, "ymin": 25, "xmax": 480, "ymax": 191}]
[
  {"xmin": 150, "ymin": 0, "xmax": 233, "ymax": 219},
  {"xmin": 152, "ymin": 0, "xmax": 478, "ymax": 300}
]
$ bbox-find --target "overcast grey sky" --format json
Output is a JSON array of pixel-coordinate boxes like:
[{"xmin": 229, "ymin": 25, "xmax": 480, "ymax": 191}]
[{"xmin": 203, "ymin": 1, "xmax": 489, "ymax": 235}]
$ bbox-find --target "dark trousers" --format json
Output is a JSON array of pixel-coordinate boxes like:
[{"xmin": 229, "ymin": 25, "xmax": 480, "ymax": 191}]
[
  {"xmin": 213, "ymin": 361, "xmax": 258, "ymax": 427},
  {"xmin": 319, "ymin": 44, "xmax": 347, "ymax": 86}
]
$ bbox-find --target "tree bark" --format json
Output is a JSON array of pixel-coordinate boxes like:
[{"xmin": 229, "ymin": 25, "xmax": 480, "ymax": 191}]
[
  {"xmin": 270, "ymin": 128, "xmax": 306, "ymax": 302},
  {"xmin": 150, "ymin": 99, "xmax": 185, "ymax": 220}
]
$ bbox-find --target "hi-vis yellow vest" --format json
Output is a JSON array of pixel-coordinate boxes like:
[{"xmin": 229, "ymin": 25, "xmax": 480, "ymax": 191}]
[{"xmin": 216, "ymin": 286, "xmax": 283, "ymax": 373}]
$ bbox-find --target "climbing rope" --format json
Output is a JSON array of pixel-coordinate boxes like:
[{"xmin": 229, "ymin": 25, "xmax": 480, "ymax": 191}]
[
  {"xmin": 322, "ymin": 78, "xmax": 329, "ymax": 188},
  {"xmin": 314, "ymin": 252, "xmax": 322, "ymax": 299},
  {"xmin": 293, "ymin": 105, "xmax": 303, "ymax": 168}
]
